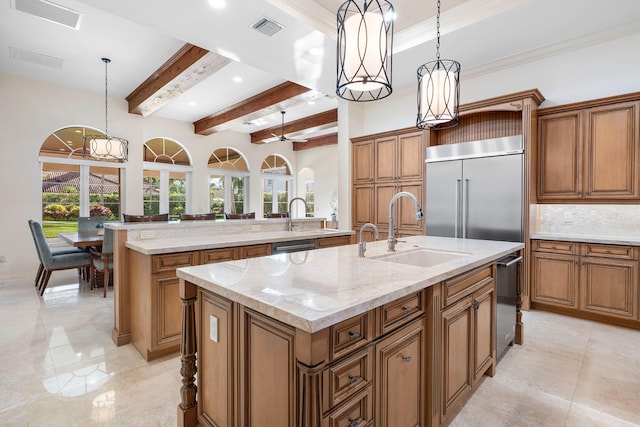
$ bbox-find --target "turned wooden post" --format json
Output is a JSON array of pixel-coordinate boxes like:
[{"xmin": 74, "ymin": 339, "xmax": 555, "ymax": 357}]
[
  {"xmin": 297, "ymin": 361, "xmax": 325, "ymax": 427},
  {"xmin": 178, "ymin": 280, "xmax": 198, "ymax": 427}
]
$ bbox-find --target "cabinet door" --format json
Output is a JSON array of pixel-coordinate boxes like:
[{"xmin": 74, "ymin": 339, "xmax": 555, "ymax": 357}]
[
  {"xmin": 584, "ymin": 101, "xmax": 640, "ymax": 199},
  {"xmin": 353, "ymin": 140, "xmax": 375, "ymax": 184},
  {"xmin": 531, "ymin": 252, "xmax": 579, "ymax": 308},
  {"xmin": 473, "ymin": 283, "xmax": 495, "ymax": 381},
  {"xmin": 396, "ymin": 182, "xmax": 424, "ymax": 233},
  {"xmin": 238, "ymin": 308, "xmax": 296, "ymax": 427},
  {"xmin": 441, "ymin": 296, "xmax": 473, "ymax": 419},
  {"xmin": 375, "ymin": 136, "xmax": 398, "ymax": 181},
  {"xmin": 581, "ymin": 256, "xmax": 638, "ymax": 319},
  {"xmin": 353, "ymin": 185, "xmax": 374, "ymax": 227},
  {"xmin": 152, "ymin": 273, "xmax": 183, "ymax": 350},
  {"xmin": 375, "ymin": 317, "xmax": 425, "ymax": 427},
  {"xmin": 198, "ymin": 292, "xmax": 235, "ymax": 427},
  {"xmin": 537, "ymin": 111, "xmax": 583, "ymax": 200},
  {"xmin": 397, "ymin": 131, "xmax": 424, "ymax": 181},
  {"xmin": 375, "ymin": 183, "xmax": 396, "ymax": 230}
]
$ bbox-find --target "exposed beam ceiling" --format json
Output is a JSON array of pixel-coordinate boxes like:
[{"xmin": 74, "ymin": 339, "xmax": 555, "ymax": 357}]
[
  {"xmin": 126, "ymin": 44, "xmax": 231, "ymax": 117},
  {"xmin": 193, "ymin": 81, "xmax": 313, "ymax": 136},
  {"xmin": 250, "ymin": 109, "xmax": 337, "ymax": 144},
  {"xmin": 292, "ymin": 133, "xmax": 338, "ymax": 151}
]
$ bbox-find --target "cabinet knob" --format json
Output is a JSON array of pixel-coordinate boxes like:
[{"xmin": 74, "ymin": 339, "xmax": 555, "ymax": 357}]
[
  {"xmin": 402, "ymin": 356, "xmax": 412, "ymax": 362},
  {"xmin": 402, "ymin": 306, "xmax": 412, "ymax": 313},
  {"xmin": 473, "ymin": 302, "xmax": 480, "ymax": 310},
  {"xmin": 348, "ymin": 417, "xmax": 361, "ymax": 427},
  {"xmin": 348, "ymin": 374, "xmax": 360, "ymax": 384},
  {"xmin": 348, "ymin": 331, "xmax": 361, "ymax": 340}
]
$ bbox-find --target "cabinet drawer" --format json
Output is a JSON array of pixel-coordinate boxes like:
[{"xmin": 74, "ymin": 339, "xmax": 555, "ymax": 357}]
[
  {"xmin": 533, "ymin": 240, "xmax": 578, "ymax": 254},
  {"xmin": 322, "ymin": 386, "xmax": 373, "ymax": 427},
  {"xmin": 322, "ymin": 348, "xmax": 373, "ymax": 414},
  {"xmin": 378, "ymin": 291, "xmax": 424, "ymax": 334},
  {"xmin": 201, "ymin": 247, "xmax": 236, "ymax": 264},
  {"xmin": 443, "ymin": 264, "xmax": 493, "ymax": 308},
  {"xmin": 317, "ymin": 235, "xmax": 352, "ymax": 249},
  {"xmin": 152, "ymin": 251, "xmax": 198, "ymax": 273},
  {"xmin": 582, "ymin": 243, "xmax": 636, "ymax": 260},
  {"xmin": 331, "ymin": 312, "xmax": 373, "ymax": 360},
  {"xmin": 239, "ymin": 243, "xmax": 271, "ymax": 259}
]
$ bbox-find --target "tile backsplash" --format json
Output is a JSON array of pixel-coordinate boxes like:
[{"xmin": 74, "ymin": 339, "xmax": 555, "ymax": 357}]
[{"xmin": 531, "ymin": 204, "xmax": 640, "ymax": 236}]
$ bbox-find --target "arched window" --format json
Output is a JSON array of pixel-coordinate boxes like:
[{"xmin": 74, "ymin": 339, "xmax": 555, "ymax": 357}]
[
  {"xmin": 208, "ymin": 147, "xmax": 250, "ymax": 218},
  {"xmin": 261, "ymin": 154, "xmax": 293, "ymax": 217},
  {"xmin": 40, "ymin": 126, "xmax": 124, "ymax": 236},
  {"xmin": 143, "ymin": 138, "xmax": 192, "ymax": 220}
]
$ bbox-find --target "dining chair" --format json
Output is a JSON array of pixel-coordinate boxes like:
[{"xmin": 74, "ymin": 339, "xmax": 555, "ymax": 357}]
[
  {"xmin": 265, "ymin": 212, "xmax": 289, "ymax": 218},
  {"xmin": 78, "ymin": 216, "xmax": 105, "ymax": 233},
  {"xmin": 180, "ymin": 213, "xmax": 216, "ymax": 221},
  {"xmin": 224, "ymin": 212, "xmax": 255, "ymax": 220},
  {"xmin": 89, "ymin": 228, "xmax": 114, "ymax": 297},
  {"xmin": 28, "ymin": 220, "xmax": 91, "ymax": 296},
  {"xmin": 122, "ymin": 213, "xmax": 169, "ymax": 222}
]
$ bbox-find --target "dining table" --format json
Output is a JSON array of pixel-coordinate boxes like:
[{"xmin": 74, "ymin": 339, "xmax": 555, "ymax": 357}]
[{"xmin": 57, "ymin": 231, "xmax": 104, "ymax": 248}]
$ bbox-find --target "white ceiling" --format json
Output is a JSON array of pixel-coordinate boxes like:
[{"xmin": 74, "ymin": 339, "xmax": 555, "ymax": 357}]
[{"xmin": 2, "ymin": 0, "xmax": 640, "ymax": 136}]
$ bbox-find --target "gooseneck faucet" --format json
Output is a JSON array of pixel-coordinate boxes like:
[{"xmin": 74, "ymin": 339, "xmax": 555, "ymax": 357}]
[
  {"xmin": 388, "ymin": 192, "xmax": 424, "ymax": 252},
  {"xmin": 358, "ymin": 223, "xmax": 380, "ymax": 258},
  {"xmin": 288, "ymin": 197, "xmax": 309, "ymax": 231}
]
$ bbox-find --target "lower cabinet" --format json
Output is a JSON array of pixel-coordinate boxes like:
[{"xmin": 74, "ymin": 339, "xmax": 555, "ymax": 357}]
[{"xmin": 531, "ymin": 240, "xmax": 639, "ymax": 324}]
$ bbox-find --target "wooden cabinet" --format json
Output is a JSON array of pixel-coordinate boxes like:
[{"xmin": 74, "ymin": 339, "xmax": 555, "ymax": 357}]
[
  {"xmin": 427, "ymin": 263, "xmax": 496, "ymax": 426},
  {"xmin": 531, "ymin": 240, "xmax": 639, "ymax": 324},
  {"xmin": 537, "ymin": 99, "xmax": 640, "ymax": 202},
  {"xmin": 316, "ymin": 235, "xmax": 352, "ymax": 249},
  {"xmin": 352, "ymin": 129, "xmax": 426, "ymax": 238}
]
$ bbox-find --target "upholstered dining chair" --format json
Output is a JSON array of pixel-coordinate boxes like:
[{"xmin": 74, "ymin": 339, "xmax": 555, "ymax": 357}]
[
  {"xmin": 224, "ymin": 212, "xmax": 255, "ymax": 220},
  {"xmin": 180, "ymin": 213, "xmax": 216, "ymax": 221},
  {"xmin": 122, "ymin": 213, "xmax": 169, "ymax": 222},
  {"xmin": 28, "ymin": 220, "xmax": 91, "ymax": 296},
  {"xmin": 78, "ymin": 216, "xmax": 105, "ymax": 233},
  {"xmin": 89, "ymin": 228, "xmax": 114, "ymax": 297}
]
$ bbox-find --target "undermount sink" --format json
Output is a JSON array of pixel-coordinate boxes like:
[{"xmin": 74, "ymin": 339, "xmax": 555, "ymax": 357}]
[{"xmin": 371, "ymin": 247, "xmax": 469, "ymax": 268}]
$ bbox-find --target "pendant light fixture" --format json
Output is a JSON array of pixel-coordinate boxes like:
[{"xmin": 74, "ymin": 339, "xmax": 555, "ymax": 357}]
[
  {"xmin": 84, "ymin": 58, "xmax": 128, "ymax": 161},
  {"xmin": 416, "ymin": 0, "xmax": 460, "ymax": 129},
  {"xmin": 336, "ymin": 0, "xmax": 394, "ymax": 102}
]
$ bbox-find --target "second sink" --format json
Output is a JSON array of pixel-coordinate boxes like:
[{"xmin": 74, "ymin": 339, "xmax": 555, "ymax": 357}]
[{"xmin": 371, "ymin": 247, "xmax": 469, "ymax": 268}]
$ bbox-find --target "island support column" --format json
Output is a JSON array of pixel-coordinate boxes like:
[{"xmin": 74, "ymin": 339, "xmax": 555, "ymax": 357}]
[
  {"xmin": 112, "ymin": 229, "xmax": 132, "ymax": 346},
  {"xmin": 178, "ymin": 279, "xmax": 198, "ymax": 427}
]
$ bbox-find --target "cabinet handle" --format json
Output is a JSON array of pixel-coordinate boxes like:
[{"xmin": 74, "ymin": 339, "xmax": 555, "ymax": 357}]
[
  {"xmin": 348, "ymin": 331, "xmax": 361, "ymax": 340},
  {"xmin": 402, "ymin": 356, "xmax": 412, "ymax": 362},
  {"xmin": 402, "ymin": 306, "xmax": 412, "ymax": 313},
  {"xmin": 473, "ymin": 302, "xmax": 480, "ymax": 310},
  {"xmin": 348, "ymin": 374, "xmax": 360, "ymax": 384},
  {"xmin": 348, "ymin": 417, "xmax": 361, "ymax": 427}
]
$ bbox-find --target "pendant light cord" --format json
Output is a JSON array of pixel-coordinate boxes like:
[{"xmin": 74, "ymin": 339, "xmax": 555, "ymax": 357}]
[
  {"xmin": 102, "ymin": 57, "xmax": 111, "ymax": 136},
  {"xmin": 436, "ymin": 0, "xmax": 441, "ymax": 61}
]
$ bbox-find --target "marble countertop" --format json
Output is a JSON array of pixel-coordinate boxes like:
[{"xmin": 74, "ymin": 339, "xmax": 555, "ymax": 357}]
[
  {"xmin": 176, "ymin": 236, "xmax": 523, "ymax": 333},
  {"xmin": 530, "ymin": 232, "xmax": 640, "ymax": 246},
  {"xmin": 126, "ymin": 228, "xmax": 354, "ymax": 255}
]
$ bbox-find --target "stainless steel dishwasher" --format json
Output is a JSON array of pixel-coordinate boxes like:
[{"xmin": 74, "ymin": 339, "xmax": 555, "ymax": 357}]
[
  {"xmin": 271, "ymin": 239, "xmax": 317, "ymax": 254},
  {"xmin": 496, "ymin": 253, "xmax": 523, "ymax": 361}
]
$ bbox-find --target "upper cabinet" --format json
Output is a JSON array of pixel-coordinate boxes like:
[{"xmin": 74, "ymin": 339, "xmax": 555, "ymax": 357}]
[
  {"xmin": 537, "ymin": 95, "xmax": 640, "ymax": 202},
  {"xmin": 375, "ymin": 132, "xmax": 424, "ymax": 182}
]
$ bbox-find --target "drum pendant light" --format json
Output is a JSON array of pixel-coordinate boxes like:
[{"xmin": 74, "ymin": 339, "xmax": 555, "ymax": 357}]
[
  {"xmin": 84, "ymin": 58, "xmax": 129, "ymax": 161},
  {"xmin": 416, "ymin": 0, "xmax": 460, "ymax": 129},
  {"xmin": 336, "ymin": 0, "xmax": 394, "ymax": 102}
]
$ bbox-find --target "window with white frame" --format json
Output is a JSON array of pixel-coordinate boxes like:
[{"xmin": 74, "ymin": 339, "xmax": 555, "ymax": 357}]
[
  {"xmin": 143, "ymin": 138, "xmax": 192, "ymax": 220},
  {"xmin": 208, "ymin": 147, "xmax": 250, "ymax": 218},
  {"xmin": 261, "ymin": 154, "xmax": 293, "ymax": 217}
]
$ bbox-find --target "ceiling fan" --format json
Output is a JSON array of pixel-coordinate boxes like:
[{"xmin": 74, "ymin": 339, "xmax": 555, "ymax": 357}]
[{"xmin": 270, "ymin": 111, "xmax": 308, "ymax": 143}]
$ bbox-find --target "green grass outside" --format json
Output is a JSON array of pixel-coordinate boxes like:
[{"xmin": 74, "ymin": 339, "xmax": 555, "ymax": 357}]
[{"xmin": 43, "ymin": 221, "xmax": 78, "ymax": 238}]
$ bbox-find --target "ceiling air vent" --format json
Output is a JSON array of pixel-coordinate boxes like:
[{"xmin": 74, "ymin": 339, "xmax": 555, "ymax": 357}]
[
  {"xmin": 10, "ymin": 47, "xmax": 64, "ymax": 69},
  {"xmin": 250, "ymin": 16, "xmax": 284, "ymax": 37},
  {"xmin": 11, "ymin": 0, "xmax": 82, "ymax": 30}
]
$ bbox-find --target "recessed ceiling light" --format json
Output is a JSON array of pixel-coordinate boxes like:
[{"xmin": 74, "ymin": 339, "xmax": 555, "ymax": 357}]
[
  {"xmin": 308, "ymin": 101, "xmax": 315, "ymax": 105},
  {"xmin": 208, "ymin": 0, "xmax": 226, "ymax": 9},
  {"xmin": 232, "ymin": 76, "xmax": 242, "ymax": 83}
]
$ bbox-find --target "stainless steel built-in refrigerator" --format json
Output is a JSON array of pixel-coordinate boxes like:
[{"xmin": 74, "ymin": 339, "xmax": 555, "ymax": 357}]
[{"xmin": 425, "ymin": 136, "xmax": 524, "ymax": 360}]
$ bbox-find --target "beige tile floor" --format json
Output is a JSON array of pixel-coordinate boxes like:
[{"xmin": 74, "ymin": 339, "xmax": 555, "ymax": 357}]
[{"xmin": 1, "ymin": 271, "xmax": 639, "ymax": 426}]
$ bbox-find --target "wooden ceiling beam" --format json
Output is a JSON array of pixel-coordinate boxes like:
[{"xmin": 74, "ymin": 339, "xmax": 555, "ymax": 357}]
[
  {"xmin": 126, "ymin": 43, "xmax": 231, "ymax": 117},
  {"xmin": 250, "ymin": 109, "xmax": 338, "ymax": 144},
  {"xmin": 292, "ymin": 133, "xmax": 338, "ymax": 151},
  {"xmin": 193, "ymin": 81, "xmax": 312, "ymax": 135}
]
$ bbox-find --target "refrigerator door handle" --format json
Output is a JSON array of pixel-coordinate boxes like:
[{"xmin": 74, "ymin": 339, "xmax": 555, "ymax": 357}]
[
  {"xmin": 455, "ymin": 179, "xmax": 461, "ymax": 238},
  {"xmin": 463, "ymin": 179, "xmax": 470, "ymax": 238}
]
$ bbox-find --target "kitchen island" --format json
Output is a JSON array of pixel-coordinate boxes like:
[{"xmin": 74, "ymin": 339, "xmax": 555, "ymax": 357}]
[
  {"xmin": 175, "ymin": 236, "xmax": 523, "ymax": 427},
  {"xmin": 104, "ymin": 218, "xmax": 353, "ymax": 360}
]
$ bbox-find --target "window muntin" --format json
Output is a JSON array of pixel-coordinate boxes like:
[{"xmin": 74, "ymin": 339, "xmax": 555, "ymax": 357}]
[
  {"xmin": 208, "ymin": 148, "xmax": 249, "ymax": 218},
  {"xmin": 261, "ymin": 154, "xmax": 293, "ymax": 218}
]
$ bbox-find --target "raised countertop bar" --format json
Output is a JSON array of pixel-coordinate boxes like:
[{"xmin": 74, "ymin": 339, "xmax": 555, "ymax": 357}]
[
  {"xmin": 531, "ymin": 232, "xmax": 640, "ymax": 246},
  {"xmin": 177, "ymin": 236, "xmax": 523, "ymax": 333}
]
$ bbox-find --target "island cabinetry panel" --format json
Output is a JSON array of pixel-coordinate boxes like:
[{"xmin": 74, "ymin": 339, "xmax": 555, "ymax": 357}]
[
  {"xmin": 531, "ymin": 240, "xmax": 639, "ymax": 326},
  {"xmin": 426, "ymin": 263, "xmax": 496, "ymax": 426},
  {"xmin": 537, "ymin": 97, "xmax": 640, "ymax": 202},
  {"xmin": 316, "ymin": 235, "xmax": 352, "ymax": 249}
]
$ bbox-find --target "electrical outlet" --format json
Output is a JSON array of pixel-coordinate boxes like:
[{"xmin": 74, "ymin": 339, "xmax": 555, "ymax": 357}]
[
  {"xmin": 209, "ymin": 315, "xmax": 218, "ymax": 343},
  {"xmin": 140, "ymin": 230, "xmax": 155, "ymax": 239},
  {"xmin": 563, "ymin": 212, "xmax": 573, "ymax": 223}
]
